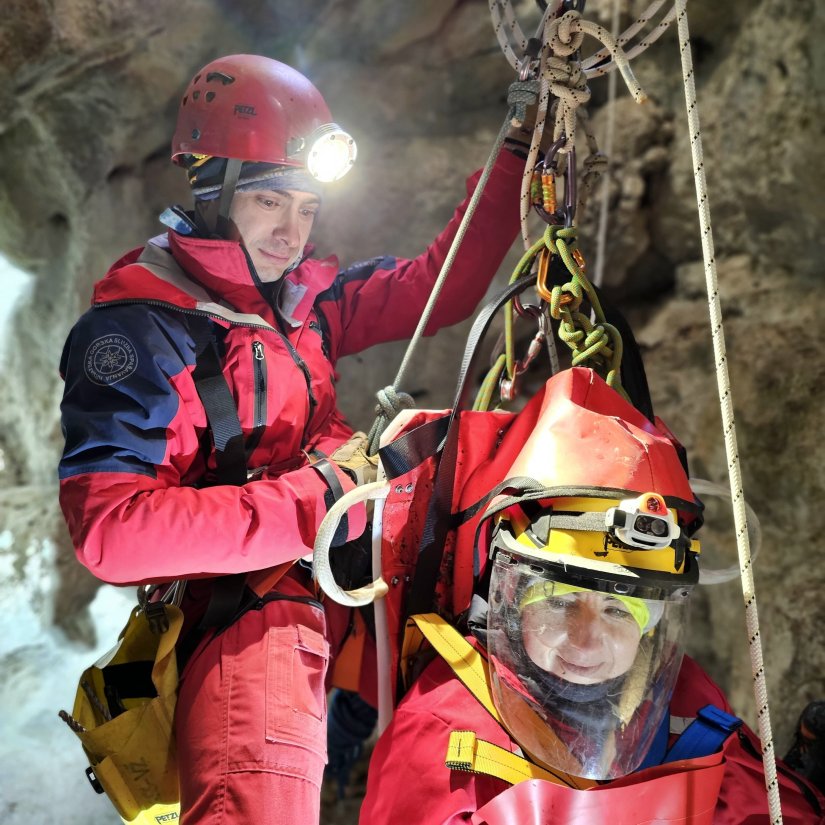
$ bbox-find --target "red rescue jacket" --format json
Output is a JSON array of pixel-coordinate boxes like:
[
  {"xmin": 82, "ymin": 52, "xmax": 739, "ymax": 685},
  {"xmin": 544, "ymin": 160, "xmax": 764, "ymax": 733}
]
[
  {"xmin": 360, "ymin": 652, "xmax": 825, "ymax": 824},
  {"xmin": 58, "ymin": 152, "xmax": 525, "ymax": 586}
]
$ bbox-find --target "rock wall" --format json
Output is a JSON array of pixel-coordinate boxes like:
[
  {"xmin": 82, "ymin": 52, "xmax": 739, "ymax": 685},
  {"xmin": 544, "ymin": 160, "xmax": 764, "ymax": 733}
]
[{"xmin": 0, "ymin": 1, "xmax": 823, "ymax": 820}]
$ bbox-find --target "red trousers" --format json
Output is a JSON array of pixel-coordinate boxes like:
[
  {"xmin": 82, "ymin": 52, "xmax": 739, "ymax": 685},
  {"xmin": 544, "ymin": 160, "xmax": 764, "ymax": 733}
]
[{"xmin": 175, "ymin": 572, "xmax": 350, "ymax": 824}]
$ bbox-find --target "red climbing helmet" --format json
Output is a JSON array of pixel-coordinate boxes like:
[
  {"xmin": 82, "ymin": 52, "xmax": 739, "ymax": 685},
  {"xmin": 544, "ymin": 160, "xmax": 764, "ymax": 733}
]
[{"xmin": 171, "ymin": 54, "xmax": 356, "ymax": 182}]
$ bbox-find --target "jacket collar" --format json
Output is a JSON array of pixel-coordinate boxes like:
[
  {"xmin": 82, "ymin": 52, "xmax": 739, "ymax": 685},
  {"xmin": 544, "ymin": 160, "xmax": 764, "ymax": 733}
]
[{"xmin": 93, "ymin": 229, "xmax": 340, "ymax": 327}]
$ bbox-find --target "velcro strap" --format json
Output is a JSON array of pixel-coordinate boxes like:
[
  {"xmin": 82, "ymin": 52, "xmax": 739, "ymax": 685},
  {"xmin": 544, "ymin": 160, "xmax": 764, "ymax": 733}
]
[{"xmin": 445, "ymin": 731, "xmax": 579, "ymax": 789}]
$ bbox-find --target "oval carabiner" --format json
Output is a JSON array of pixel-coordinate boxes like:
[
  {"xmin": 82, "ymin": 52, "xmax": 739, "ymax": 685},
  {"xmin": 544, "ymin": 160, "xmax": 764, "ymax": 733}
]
[{"xmin": 563, "ymin": 145, "xmax": 578, "ymax": 227}]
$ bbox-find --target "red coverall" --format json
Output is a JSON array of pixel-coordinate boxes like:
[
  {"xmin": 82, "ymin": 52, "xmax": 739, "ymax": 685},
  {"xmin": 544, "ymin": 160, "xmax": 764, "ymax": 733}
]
[
  {"xmin": 360, "ymin": 651, "xmax": 825, "ymax": 824},
  {"xmin": 58, "ymin": 150, "xmax": 525, "ymax": 823}
]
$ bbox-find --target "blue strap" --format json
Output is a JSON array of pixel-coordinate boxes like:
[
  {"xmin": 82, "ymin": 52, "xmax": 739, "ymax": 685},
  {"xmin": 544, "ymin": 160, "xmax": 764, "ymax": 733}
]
[
  {"xmin": 637, "ymin": 710, "xmax": 671, "ymax": 771},
  {"xmin": 664, "ymin": 704, "xmax": 742, "ymax": 764}
]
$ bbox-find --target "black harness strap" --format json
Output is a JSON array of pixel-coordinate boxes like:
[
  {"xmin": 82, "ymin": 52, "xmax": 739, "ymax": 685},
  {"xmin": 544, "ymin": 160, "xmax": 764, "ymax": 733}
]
[
  {"xmin": 189, "ymin": 317, "xmax": 250, "ymax": 631},
  {"xmin": 188, "ymin": 317, "xmax": 351, "ymax": 633},
  {"xmin": 407, "ymin": 274, "xmax": 536, "ymax": 616},
  {"xmin": 310, "ymin": 457, "xmax": 349, "ymax": 547},
  {"xmin": 190, "ymin": 318, "xmax": 248, "ymax": 487},
  {"xmin": 378, "ymin": 415, "xmax": 451, "ymax": 480}
]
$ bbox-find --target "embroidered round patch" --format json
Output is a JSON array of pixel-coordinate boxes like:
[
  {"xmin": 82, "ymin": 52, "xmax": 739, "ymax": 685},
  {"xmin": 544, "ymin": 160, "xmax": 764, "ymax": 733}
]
[{"xmin": 84, "ymin": 334, "xmax": 139, "ymax": 386}]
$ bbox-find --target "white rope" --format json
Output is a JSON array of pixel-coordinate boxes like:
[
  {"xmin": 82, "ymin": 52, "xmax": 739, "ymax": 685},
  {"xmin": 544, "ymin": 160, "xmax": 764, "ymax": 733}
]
[
  {"xmin": 489, "ymin": 0, "xmax": 562, "ymax": 73},
  {"xmin": 675, "ymin": 2, "xmax": 782, "ymax": 821},
  {"xmin": 592, "ymin": 0, "xmax": 622, "ymax": 290},
  {"xmin": 583, "ymin": 1, "xmax": 676, "ymax": 78},
  {"xmin": 488, "ymin": 0, "xmax": 528, "ymax": 70}
]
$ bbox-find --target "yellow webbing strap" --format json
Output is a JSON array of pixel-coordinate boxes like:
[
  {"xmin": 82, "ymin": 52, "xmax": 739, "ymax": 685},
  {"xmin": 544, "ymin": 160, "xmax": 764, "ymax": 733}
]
[
  {"xmin": 409, "ymin": 613, "xmax": 502, "ymax": 723},
  {"xmin": 409, "ymin": 613, "xmax": 596, "ymax": 790},
  {"xmin": 446, "ymin": 730, "xmax": 573, "ymax": 786}
]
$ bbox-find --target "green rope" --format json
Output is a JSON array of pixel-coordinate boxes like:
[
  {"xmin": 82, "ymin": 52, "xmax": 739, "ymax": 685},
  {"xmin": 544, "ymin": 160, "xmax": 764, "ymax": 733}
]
[
  {"xmin": 474, "ymin": 223, "xmax": 628, "ymax": 411},
  {"xmin": 544, "ymin": 225, "xmax": 627, "ymax": 399},
  {"xmin": 473, "ymin": 353, "xmax": 507, "ymax": 411}
]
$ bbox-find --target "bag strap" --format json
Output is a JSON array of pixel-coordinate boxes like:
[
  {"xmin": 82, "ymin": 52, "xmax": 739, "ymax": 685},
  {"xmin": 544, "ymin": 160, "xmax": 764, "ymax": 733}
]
[
  {"xmin": 664, "ymin": 705, "xmax": 742, "ymax": 763},
  {"xmin": 408, "ymin": 274, "xmax": 536, "ymax": 616}
]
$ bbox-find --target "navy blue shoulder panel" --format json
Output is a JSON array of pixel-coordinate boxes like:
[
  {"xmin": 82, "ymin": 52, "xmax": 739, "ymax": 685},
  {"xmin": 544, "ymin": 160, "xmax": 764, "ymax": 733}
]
[
  {"xmin": 59, "ymin": 303, "xmax": 199, "ymax": 480},
  {"xmin": 315, "ymin": 255, "xmax": 399, "ymax": 304}
]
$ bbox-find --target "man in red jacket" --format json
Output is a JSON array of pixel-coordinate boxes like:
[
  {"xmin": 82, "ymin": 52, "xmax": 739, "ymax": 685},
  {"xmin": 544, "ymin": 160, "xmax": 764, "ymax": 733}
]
[
  {"xmin": 58, "ymin": 54, "xmax": 529, "ymax": 823},
  {"xmin": 360, "ymin": 368, "xmax": 825, "ymax": 824}
]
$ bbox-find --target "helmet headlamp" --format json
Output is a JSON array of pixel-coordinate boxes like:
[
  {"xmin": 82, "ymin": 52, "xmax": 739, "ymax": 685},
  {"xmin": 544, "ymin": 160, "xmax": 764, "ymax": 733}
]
[
  {"xmin": 287, "ymin": 123, "xmax": 357, "ymax": 183},
  {"xmin": 605, "ymin": 493, "xmax": 680, "ymax": 551}
]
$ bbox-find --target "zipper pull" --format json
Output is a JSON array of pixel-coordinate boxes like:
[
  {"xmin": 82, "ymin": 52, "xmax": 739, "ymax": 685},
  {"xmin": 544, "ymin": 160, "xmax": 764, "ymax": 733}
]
[{"xmin": 252, "ymin": 340, "xmax": 264, "ymax": 360}]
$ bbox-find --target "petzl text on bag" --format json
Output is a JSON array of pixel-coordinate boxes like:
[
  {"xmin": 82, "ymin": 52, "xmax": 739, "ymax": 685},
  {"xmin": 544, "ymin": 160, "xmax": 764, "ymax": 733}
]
[{"xmin": 60, "ymin": 602, "xmax": 182, "ymax": 822}]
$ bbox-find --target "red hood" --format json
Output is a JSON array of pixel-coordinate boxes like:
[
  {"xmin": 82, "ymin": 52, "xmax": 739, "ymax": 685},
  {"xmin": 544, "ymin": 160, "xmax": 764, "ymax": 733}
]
[{"xmin": 91, "ymin": 231, "xmax": 338, "ymax": 324}]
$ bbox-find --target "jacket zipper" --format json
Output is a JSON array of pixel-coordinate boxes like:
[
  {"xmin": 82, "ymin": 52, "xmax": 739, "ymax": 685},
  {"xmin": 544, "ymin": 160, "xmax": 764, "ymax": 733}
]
[
  {"xmin": 252, "ymin": 341, "xmax": 267, "ymax": 427},
  {"xmin": 245, "ymin": 340, "xmax": 267, "ymax": 457}
]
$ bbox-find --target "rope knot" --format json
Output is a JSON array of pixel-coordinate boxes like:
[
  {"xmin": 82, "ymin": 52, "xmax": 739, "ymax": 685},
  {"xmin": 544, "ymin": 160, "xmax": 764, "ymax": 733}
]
[
  {"xmin": 374, "ymin": 386, "xmax": 415, "ymax": 420},
  {"xmin": 366, "ymin": 385, "xmax": 416, "ymax": 455},
  {"xmin": 549, "ymin": 10, "xmax": 586, "ymax": 57},
  {"xmin": 507, "ymin": 79, "xmax": 540, "ymax": 126}
]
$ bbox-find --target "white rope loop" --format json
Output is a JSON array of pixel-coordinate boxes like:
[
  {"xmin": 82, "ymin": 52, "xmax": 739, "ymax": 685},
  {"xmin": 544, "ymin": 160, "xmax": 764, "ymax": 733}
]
[
  {"xmin": 313, "ymin": 480, "xmax": 391, "ymax": 607},
  {"xmin": 674, "ymin": 2, "xmax": 782, "ymax": 822},
  {"xmin": 584, "ymin": 1, "xmax": 676, "ymax": 79}
]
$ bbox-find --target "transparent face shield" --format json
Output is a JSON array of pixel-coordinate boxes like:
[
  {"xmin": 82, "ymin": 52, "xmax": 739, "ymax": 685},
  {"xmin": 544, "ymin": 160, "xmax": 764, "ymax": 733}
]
[{"xmin": 486, "ymin": 552, "xmax": 692, "ymax": 780}]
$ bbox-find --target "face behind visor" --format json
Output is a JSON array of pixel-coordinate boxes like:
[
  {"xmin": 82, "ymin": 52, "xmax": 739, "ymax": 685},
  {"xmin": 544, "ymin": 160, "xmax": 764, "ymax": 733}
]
[{"xmin": 486, "ymin": 551, "xmax": 692, "ymax": 780}]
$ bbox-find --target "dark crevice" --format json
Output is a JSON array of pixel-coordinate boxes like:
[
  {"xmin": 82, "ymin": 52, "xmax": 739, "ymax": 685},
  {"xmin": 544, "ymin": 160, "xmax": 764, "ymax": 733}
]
[
  {"xmin": 106, "ymin": 164, "xmax": 134, "ymax": 183},
  {"xmin": 48, "ymin": 212, "xmax": 69, "ymax": 231}
]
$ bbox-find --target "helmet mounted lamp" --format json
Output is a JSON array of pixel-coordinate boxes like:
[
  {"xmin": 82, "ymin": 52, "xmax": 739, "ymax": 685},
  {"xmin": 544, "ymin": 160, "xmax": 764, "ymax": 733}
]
[
  {"xmin": 287, "ymin": 123, "xmax": 357, "ymax": 183},
  {"xmin": 605, "ymin": 492, "xmax": 681, "ymax": 551}
]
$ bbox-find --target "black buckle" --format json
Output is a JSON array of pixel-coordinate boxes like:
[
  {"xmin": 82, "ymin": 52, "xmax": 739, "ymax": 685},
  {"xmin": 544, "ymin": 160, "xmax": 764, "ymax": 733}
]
[
  {"xmin": 85, "ymin": 766, "xmax": 105, "ymax": 795},
  {"xmin": 144, "ymin": 601, "xmax": 170, "ymax": 635}
]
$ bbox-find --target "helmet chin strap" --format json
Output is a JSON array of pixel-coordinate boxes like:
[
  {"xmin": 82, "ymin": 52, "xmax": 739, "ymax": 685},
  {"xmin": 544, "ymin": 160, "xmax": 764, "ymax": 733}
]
[{"xmin": 213, "ymin": 157, "xmax": 243, "ymax": 237}]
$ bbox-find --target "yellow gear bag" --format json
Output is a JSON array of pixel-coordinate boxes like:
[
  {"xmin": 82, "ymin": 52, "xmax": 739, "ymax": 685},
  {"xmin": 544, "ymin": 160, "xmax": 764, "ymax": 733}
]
[{"xmin": 60, "ymin": 602, "xmax": 182, "ymax": 823}]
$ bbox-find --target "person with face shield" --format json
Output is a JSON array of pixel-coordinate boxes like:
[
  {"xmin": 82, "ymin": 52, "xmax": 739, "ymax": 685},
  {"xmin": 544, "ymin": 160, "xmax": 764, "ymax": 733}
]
[
  {"xmin": 57, "ymin": 54, "xmax": 533, "ymax": 824},
  {"xmin": 360, "ymin": 367, "xmax": 825, "ymax": 824}
]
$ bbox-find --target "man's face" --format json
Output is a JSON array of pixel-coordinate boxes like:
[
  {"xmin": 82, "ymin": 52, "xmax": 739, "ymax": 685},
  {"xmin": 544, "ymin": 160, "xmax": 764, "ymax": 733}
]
[
  {"xmin": 521, "ymin": 590, "xmax": 643, "ymax": 685},
  {"xmin": 227, "ymin": 188, "xmax": 320, "ymax": 282}
]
